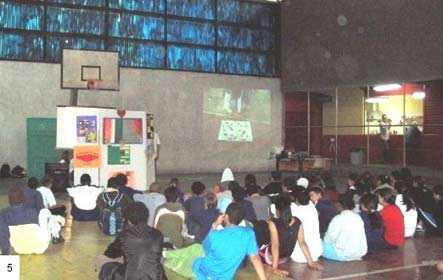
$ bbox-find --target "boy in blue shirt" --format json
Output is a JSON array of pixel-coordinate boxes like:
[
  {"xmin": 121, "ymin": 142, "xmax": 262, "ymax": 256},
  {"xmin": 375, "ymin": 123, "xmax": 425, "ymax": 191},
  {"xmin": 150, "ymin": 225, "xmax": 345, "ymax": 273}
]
[{"xmin": 192, "ymin": 202, "xmax": 267, "ymax": 280}]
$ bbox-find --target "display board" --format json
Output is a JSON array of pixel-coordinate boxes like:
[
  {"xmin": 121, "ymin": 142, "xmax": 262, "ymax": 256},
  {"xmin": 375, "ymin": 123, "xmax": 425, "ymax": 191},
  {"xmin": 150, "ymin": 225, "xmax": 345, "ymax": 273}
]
[{"xmin": 56, "ymin": 107, "xmax": 147, "ymax": 190}]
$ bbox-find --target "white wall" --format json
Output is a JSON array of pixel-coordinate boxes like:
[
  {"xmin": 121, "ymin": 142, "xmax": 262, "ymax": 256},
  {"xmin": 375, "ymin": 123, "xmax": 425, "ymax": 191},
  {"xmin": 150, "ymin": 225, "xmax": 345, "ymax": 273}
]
[{"xmin": 0, "ymin": 61, "xmax": 282, "ymax": 174}]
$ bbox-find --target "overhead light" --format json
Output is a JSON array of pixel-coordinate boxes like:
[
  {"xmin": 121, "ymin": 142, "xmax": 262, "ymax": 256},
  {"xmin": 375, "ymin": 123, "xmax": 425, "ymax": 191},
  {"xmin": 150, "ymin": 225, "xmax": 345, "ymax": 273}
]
[
  {"xmin": 373, "ymin": 83, "xmax": 402, "ymax": 92},
  {"xmin": 412, "ymin": 91, "xmax": 426, "ymax": 100},
  {"xmin": 365, "ymin": 96, "xmax": 389, "ymax": 103}
]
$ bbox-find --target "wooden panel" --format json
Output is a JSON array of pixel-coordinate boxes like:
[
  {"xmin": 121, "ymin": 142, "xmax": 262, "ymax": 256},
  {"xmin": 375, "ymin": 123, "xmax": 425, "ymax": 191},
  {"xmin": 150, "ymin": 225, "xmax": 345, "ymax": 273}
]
[{"xmin": 424, "ymin": 81, "xmax": 443, "ymax": 134}]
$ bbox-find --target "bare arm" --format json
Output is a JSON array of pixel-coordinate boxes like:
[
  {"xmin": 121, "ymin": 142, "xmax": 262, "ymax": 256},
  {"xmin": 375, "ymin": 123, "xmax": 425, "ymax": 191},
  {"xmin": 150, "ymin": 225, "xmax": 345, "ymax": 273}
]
[
  {"xmin": 249, "ymin": 255, "xmax": 267, "ymax": 280},
  {"xmin": 297, "ymin": 225, "xmax": 323, "ymax": 270},
  {"xmin": 268, "ymin": 221, "xmax": 280, "ymax": 270},
  {"xmin": 268, "ymin": 221, "xmax": 289, "ymax": 277}
]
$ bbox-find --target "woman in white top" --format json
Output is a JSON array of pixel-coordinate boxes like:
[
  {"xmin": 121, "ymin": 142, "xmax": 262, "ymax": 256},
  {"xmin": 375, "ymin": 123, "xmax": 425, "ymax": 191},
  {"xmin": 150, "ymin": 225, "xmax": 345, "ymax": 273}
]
[
  {"xmin": 394, "ymin": 182, "xmax": 417, "ymax": 238},
  {"xmin": 290, "ymin": 189, "xmax": 323, "ymax": 263},
  {"xmin": 322, "ymin": 193, "xmax": 367, "ymax": 261}
]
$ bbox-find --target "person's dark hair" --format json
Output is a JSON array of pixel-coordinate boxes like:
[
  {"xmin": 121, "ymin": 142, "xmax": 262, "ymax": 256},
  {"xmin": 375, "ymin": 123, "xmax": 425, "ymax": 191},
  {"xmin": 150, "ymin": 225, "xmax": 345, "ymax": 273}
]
[
  {"xmin": 413, "ymin": 176, "xmax": 425, "ymax": 188},
  {"xmin": 348, "ymin": 173, "xmax": 359, "ymax": 183},
  {"xmin": 296, "ymin": 189, "xmax": 310, "ymax": 205},
  {"xmin": 395, "ymin": 181, "xmax": 414, "ymax": 211},
  {"xmin": 271, "ymin": 171, "xmax": 282, "ymax": 181},
  {"xmin": 27, "ymin": 177, "xmax": 39, "ymax": 190},
  {"xmin": 307, "ymin": 186, "xmax": 323, "ymax": 195},
  {"xmin": 231, "ymin": 185, "xmax": 246, "ymax": 202},
  {"xmin": 378, "ymin": 174, "xmax": 391, "ymax": 186},
  {"xmin": 283, "ymin": 176, "xmax": 296, "ymax": 189},
  {"xmin": 400, "ymin": 167, "xmax": 413, "ymax": 181},
  {"xmin": 433, "ymin": 185, "xmax": 443, "ymax": 197},
  {"xmin": 191, "ymin": 181, "xmax": 206, "ymax": 196},
  {"xmin": 107, "ymin": 177, "xmax": 117, "ymax": 189},
  {"xmin": 391, "ymin": 170, "xmax": 402, "ymax": 182},
  {"xmin": 41, "ymin": 174, "xmax": 52, "ymax": 187},
  {"xmin": 169, "ymin": 178, "xmax": 179, "ymax": 187},
  {"xmin": 124, "ymin": 202, "xmax": 149, "ymax": 225},
  {"xmin": 225, "ymin": 202, "xmax": 245, "ymax": 225},
  {"xmin": 115, "ymin": 174, "xmax": 128, "ymax": 187},
  {"xmin": 377, "ymin": 187, "xmax": 396, "ymax": 205},
  {"xmin": 244, "ymin": 174, "xmax": 257, "ymax": 187},
  {"xmin": 80, "ymin": 173, "xmax": 91, "ymax": 186},
  {"xmin": 228, "ymin": 181, "xmax": 241, "ymax": 191},
  {"xmin": 205, "ymin": 192, "xmax": 217, "ymax": 209},
  {"xmin": 275, "ymin": 195, "xmax": 293, "ymax": 227},
  {"xmin": 8, "ymin": 186, "xmax": 25, "ymax": 205},
  {"xmin": 164, "ymin": 186, "xmax": 178, "ymax": 203},
  {"xmin": 338, "ymin": 193, "xmax": 355, "ymax": 210},
  {"xmin": 360, "ymin": 194, "xmax": 383, "ymax": 229},
  {"xmin": 246, "ymin": 184, "xmax": 260, "ymax": 196},
  {"xmin": 321, "ymin": 172, "xmax": 337, "ymax": 191}
]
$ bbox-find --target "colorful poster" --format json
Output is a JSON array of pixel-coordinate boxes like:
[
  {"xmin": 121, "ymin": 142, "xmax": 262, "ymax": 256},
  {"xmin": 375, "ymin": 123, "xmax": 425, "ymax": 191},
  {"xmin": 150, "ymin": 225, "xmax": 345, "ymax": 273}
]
[
  {"xmin": 108, "ymin": 145, "xmax": 131, "ymax": 165},
  {"xmin": 107, "ymin": 170, "xmax": 136, "ymax": 187},
  {"xmin": 77, "ymin": 116, "xmax": 97, "ymax": 143},
  {"xmin": 74, "ymin": 145, "xmax": 101, "ymax": 168}
]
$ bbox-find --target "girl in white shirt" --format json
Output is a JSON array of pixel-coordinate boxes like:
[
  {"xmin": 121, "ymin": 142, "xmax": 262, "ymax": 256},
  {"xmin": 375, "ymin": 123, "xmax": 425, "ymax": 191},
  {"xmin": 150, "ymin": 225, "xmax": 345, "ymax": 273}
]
[
  {"xmin": 394, "ymin": 182, "xmax": 417, "ymax": 238},
  {"xmin": 290, "ymin": 190, "xmax": 323, "ymax": 263}
]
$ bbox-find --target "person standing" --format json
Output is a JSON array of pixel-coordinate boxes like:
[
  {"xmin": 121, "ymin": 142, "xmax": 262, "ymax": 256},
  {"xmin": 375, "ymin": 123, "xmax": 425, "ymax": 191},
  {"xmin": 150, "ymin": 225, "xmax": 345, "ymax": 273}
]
[
  {"xmin": 379, "ymin": 114, "xmax": 391, "ymax": 163},
  {"xmin": 146, "ymin": 131, "xmax": 161, "ymax": 189}
]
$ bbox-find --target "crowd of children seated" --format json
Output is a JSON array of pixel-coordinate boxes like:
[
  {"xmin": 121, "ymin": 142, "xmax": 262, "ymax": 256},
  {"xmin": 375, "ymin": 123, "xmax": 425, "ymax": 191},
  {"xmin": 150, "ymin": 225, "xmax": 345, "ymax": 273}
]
[{"xmin": 0, "ymin": 166, "xmax": 443, "ymax": 279}]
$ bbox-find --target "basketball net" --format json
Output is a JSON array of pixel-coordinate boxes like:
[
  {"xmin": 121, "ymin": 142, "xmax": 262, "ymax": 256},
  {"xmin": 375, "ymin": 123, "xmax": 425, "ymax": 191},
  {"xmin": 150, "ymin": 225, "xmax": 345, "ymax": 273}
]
[{"xmin": 86, "ymin": 79, "xmax": 99, "ymax": 90}]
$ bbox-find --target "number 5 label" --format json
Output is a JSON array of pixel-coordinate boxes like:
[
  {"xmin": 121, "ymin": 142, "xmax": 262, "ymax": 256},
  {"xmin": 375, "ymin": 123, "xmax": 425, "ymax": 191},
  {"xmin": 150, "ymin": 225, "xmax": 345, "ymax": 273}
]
[{"xmin": 0, "ymin": 256, "xmax": 19, "ymax": 280}]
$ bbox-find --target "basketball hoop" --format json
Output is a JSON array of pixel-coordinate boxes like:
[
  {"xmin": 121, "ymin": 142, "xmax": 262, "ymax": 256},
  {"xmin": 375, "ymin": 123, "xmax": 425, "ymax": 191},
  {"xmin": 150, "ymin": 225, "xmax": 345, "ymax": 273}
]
[{"xmin": 86, "ymin": 79, "xmax": 99, "ymax": 90}]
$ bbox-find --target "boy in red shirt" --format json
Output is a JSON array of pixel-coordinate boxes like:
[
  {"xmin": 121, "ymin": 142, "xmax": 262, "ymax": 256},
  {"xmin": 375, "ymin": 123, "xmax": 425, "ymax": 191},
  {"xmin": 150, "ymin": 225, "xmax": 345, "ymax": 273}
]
[{"xmin": 378, "ymin": 188, "xmax": 405, "ymax": 247}]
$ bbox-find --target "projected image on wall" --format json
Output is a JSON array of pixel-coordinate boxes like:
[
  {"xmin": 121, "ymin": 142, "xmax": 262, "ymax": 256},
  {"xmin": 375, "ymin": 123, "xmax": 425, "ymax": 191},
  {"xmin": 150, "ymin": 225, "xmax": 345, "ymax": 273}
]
[{"xmin": 203, "ymin": 88, "xmax": 271, "ymax": 142}]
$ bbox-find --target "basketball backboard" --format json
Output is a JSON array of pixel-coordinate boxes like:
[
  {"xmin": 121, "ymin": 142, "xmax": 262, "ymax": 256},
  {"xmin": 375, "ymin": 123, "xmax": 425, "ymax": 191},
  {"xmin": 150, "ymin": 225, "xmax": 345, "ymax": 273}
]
[{"xmin": 61, "ymin": 49, "xmax": 119, "ymax": 91}]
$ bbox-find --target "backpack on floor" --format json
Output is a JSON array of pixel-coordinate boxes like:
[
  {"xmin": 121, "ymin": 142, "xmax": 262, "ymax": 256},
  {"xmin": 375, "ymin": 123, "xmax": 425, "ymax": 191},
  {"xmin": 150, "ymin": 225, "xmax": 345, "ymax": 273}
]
[
  {"xmin": 99, "ymin": 192, "xmax": 125, "ymax": 236},
  {"xmin": 11, "ymin": 165, "xmax": 26, "ymax": 178},
  {"xmin": 0, "ymin": 164, "xmax": 11, "ymax": 178}
]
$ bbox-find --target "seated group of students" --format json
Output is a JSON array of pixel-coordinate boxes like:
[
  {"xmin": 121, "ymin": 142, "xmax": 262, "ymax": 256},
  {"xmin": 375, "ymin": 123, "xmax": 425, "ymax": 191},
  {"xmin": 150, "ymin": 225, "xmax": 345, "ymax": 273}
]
[
  {"xmin": 97, "ymin": 167, "xmax": 443, "ymax": 280},
  {"xmin": 1, "ymin": 167, "xmax": 443, "ymax": 280}
]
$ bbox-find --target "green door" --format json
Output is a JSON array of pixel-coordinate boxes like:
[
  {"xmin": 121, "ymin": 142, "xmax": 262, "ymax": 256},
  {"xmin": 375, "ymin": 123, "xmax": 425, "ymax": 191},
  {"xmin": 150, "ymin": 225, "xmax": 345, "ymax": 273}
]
[{"xmin": 27, "ymin": 118, "xmax": 59, "ymax": 179}]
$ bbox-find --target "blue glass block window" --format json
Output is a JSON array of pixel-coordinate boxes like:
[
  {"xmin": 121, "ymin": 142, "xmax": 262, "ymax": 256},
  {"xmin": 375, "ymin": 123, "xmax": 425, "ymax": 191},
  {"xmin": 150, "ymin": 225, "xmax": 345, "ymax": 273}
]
[
  {"xmin": 218, "ymin": 25, "xmax": 274, "ymax": 51},
  {"xmin": 0, "ymin": 32, "xmax": 44, "ymax": 60},
  {"xmin": 108, "ymin": 0, "xmax": 165, "ymax": 13},
  {"xmin": 47, "ymin": 0, "xmax": 105, "ymax": 7},
  {"xmin": 217, "ymin": 0, "xmax": 276, "ymax": 28},
  {"xmin": 167, "ymin": 19, "xmax": 214, "ymax": 46},
  {"xmin": 109, "ymin": 13, "xmax": 164, "ymax": 40},
  {"xmin": 46, "ymin": 7, "xmax": 105, "ymax": 35},
  {"xmin": 46, "ymin": 36, "xmax": 104, "ymax": 62},
  {"xmin": 167, "ymin": 0, "xmax": 215, "ymax": 20},
  {"xmin": 109, "ymin": 39, "xmax": 165, "ymax": 68},
  {"xmin": 217, "ymin": 50, "xmax": 275, "ymax": 76},
  {"xmin": 167, "ymin": 45, "xmax": 215, "ymax": 72},
  {"xmin": 0, "ymin": 2, "xmax": 43, "ymax": 30}
]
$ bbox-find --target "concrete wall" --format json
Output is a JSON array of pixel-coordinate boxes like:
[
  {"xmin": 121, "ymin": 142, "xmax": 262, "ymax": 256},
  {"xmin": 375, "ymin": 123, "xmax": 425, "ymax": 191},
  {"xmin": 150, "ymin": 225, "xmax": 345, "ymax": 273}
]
[
  {"xmin": 0, "ymin": 61, "xmax": 282, "ymax": 174},
  {"xmin": 281, "ymin": 0, "xmax": 443, "ymax": 92}
]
